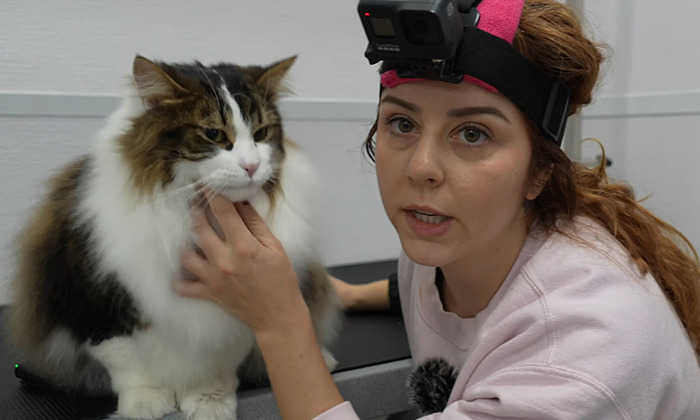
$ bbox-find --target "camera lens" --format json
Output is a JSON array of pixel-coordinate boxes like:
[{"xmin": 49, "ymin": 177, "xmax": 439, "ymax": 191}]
[{"xmin": 400, "ymin": 12, "xmax": 442, "ymax": 45}]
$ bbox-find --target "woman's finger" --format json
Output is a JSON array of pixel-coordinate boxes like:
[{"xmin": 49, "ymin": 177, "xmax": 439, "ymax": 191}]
[
  {"xmin": 204, "ymin": 192, "xmax": 253, "ymax": 243},
  {"xmin": 181, "ymin": 247, "xmax": 214, "ymax": 283},
  {"xmin": 175, "ymin": 279, "xmax": 212, "ymax": 300},
  {"xmin": 191, "ymin": 209, "xmax": 227, "ymax": 262},
  {"xmin": 234, "ymin": 202, "xmax": 279, "ymax": 249}
]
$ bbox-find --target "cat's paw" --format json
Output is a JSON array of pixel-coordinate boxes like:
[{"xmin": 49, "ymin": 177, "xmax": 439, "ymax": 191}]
[
  {"xmin": 179, "ymin": 378, "xmax": 238, "ymax": 420},
  {"xmin": 116, "ymin": 386, "xmax": 176, "ymax": 419}
]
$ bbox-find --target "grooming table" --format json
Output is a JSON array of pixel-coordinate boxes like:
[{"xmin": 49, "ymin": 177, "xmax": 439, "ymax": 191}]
[{"xmin": 0, "ymin": 259, "xmax": 414, "ymax": 420}]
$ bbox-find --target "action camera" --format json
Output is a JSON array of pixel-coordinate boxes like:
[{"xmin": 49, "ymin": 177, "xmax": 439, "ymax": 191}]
[{"xmin": 358, "ymin": 0, "xmax": 480, "ymax": 68}]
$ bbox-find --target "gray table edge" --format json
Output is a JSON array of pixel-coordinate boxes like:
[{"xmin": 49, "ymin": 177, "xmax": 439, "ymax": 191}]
[{"xmin": 124, "ymin": 358, "xmax": 414, "ymax": 420}]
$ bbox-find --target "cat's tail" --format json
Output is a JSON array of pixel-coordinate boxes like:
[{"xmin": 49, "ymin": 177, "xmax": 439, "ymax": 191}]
[{"xmin": 4, "ymin": 313, "xmax": 112, "ymax": 396}]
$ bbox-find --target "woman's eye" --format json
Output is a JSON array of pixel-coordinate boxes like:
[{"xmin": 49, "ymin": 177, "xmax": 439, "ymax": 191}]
[
  {"xmin": 458, "ymin": 126, "xmax": 488, "ymax": 144},
  {"xmin": 253, "ymin": 128, "xmax": 268, "ymax": 142},
  {"xmin": 203, "ymin": 128, "xmax": 220, "ymax": 141},
  {"xmin": 390, "ymin": 118, "xmax": 415, "ymax": 134}
]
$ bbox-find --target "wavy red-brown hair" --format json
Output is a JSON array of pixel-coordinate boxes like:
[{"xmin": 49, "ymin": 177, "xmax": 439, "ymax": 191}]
[{"xmin": 518, "ymin": 0, "xmax": 700, "ymax": 357}]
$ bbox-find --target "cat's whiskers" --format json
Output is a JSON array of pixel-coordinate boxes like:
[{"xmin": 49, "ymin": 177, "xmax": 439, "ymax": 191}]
[
  {"xmin": 262, "ymin": 75, "xmax": 272, "ymax": 100},
  {"xmin": 198, "ymin": 180, "xmax": 228, "ymax": 198},
  {"xmin": 129, "ymin": 157, "xmax": 165, "ymax": 178},
  {"xmin": 198, "ymin": 67, "xmax": 223, "ymax": 113},
  {"xmin": 125, "ymin": 159, "xmax": 168, "ymax": 194},
  {"xmin": 152, "ymin": 181, "xmax": 201, "ymax": 206},
  {"xmin": 231, "ymin": 92, "xmax": 248, "ymax": 103},
  {"xmin": 203, "ymin": 110, "xmax": 219, "ymax": 126}
]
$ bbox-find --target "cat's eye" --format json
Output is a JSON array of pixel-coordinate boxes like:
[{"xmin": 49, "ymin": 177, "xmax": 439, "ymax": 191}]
[
  {"xmin": 253, "ymin": 128, "xmax": 268, "ymax": 142},
  {"xmin": 203, "ymin": 128, "xmax": 221, "ymax": 141}
]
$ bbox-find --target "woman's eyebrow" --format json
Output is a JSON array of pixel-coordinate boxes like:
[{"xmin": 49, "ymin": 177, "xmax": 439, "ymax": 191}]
[
  {"xmin": 381, "ymin": 95, "xmax": 421, "ymax": 113},
  {"xmin": 447, "ymin": 106, "xmax": 510, "ymax": 122},
  {"xmin": 382, "ymin": 94, "xmax": 510, "ymax": 123}
]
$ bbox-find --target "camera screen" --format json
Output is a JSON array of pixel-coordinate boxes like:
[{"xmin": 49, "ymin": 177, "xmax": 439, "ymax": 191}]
[{"xmin": 371, "ymin": 18, "xmax": 396, "ymax": 38}]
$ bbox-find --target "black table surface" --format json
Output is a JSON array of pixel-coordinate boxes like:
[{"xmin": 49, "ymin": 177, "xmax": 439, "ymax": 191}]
[{"xmin": 0, "ymin": 259, "xmax": 408, "ymax": 420}]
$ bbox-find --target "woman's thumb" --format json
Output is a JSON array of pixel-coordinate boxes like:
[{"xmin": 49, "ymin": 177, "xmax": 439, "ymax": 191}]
[{"xmin": 235, "ymin": 202, "xmax": 278, "ymax": 248}]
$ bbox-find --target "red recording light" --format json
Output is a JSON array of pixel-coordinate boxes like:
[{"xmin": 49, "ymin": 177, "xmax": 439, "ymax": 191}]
[{"xmin": 364, "ymin": 12, "xmax": 370, "ymax": 16}]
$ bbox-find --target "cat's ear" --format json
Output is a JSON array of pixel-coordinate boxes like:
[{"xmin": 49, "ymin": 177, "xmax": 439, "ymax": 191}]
[
  {"xmin": 256, "ymin": 56, "xmax": 297, "ymax": 100},
  {"xmin": 132, "ymin": 56, "xmax": 187, "ymax": 109}
]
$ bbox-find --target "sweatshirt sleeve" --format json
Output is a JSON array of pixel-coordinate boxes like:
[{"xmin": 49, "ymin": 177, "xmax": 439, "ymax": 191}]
[
  {"xmin": 311, "ymin": 401, "xmax": 362, "ymax": 420},
  {"xmin": 419, "ymin": 365, "xmax": 630, "ymax": 420},
  {"xmin": 309, "ymin": 366, "xmax": 628, "ymax": 420}
]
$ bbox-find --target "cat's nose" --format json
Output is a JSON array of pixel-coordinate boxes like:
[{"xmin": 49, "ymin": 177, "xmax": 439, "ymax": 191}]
[{"xmin": 241, "ymin": 162, "xmax": 259, "ymax": 177}]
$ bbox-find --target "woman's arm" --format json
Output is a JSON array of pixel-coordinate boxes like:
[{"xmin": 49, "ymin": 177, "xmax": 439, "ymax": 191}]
[
  {"xmin": 254, "ymin": 308, "xmax": 345, "ymax": 420},
  {"xmin": 331, "ymin": 275, "xmax": 390, "ymax": 311},
  {"xmin": 331, "ymin": 273, "xmax": 401, "ymax": 314},
  {"xmin": 176, "ymin": 193, "xmax": 345, "ymax": 420}
]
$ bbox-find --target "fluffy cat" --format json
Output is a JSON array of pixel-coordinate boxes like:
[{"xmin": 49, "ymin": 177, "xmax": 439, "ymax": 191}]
[{"xmin": 7, "ymin": 55, "xmax": 340, "ymax": 420}]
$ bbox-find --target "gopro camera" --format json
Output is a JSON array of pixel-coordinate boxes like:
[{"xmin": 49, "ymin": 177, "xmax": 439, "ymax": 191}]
[{"xmin": 358, "ymin": 0, "xmax": 480, "ymax": 80}]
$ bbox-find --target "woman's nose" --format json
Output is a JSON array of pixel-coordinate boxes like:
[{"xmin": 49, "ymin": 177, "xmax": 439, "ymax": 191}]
[{"xmin": 406, "ymin": 134, "xmax": 445, "ymax": 187}]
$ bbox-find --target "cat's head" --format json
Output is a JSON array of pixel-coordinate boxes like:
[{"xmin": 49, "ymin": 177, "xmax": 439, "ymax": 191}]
[{"xmin": 118, "ymin": 55, "xmax": 296, "ymax": 203}]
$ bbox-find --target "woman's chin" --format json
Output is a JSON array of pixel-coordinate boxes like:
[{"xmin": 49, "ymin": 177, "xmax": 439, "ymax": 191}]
[{"xmin": 400, "ymin": 238, "xmax": 451, "ymax": 268}]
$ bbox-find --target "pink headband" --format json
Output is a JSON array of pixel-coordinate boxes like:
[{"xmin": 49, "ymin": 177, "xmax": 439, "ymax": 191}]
[{"xmin": 380, "ymin": 0, "xmax": 524, "ymax": 92}]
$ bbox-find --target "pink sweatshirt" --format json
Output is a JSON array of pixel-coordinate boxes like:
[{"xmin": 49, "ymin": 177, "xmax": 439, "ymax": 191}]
[{"xmin": 315, "ymin": 217, "xmax": 700, "ymax": 419}]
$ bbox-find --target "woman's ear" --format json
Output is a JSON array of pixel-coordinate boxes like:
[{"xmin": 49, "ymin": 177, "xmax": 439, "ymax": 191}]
[{"xmin": 526, "ymin": 164, "xmax": 553, "ymax": 201}]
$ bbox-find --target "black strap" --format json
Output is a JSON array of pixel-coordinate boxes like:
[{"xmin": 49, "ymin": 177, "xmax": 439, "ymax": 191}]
[
  {"xmin": 453, "ymin": 27, "xmax": 570, "ymax": 145},
  {"xmin": 382, "ymin": 26, "xmax": 570, "ymax": 145},
  {"xmin": 388, "ymin": 272, "xmax": 402, "ymax": 315}
]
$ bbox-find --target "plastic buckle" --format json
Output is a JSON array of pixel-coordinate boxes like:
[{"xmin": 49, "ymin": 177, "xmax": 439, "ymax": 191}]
[{"xmin": 541, "ymin": 79, "xmax": 570, "ymax": 146}]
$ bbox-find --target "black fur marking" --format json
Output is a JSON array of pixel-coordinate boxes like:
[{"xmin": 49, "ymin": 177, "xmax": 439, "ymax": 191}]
[
  {"xmin": 155, "ymin": 60, "xmax": 233, "ymax": 123},
  {"xmin": 163, "ymin": 61, "xmax": 225, "ymax": 94},
  {"xmin": 160, "ymin": 126, "xmax": 217, "ymax": 160},
  {"xmin": 36, "ymin": 158, "xmax": 145, "ymax": 346},
  {"xmin": 212, "ymin": 64, "xmax": 257, "ymax": 124},
  {"xmin": 407, "ymin": 358, "xmax": 458, "ymax": 415}
]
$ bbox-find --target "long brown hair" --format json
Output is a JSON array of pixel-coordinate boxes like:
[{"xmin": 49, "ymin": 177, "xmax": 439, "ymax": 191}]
[
  {"xmin": 519, "ymin": 0, "xmax": 700, "ymax": 357},
  {"xmin": 364, "ymin": 0, "xmax": 700, "ymax": 357}
]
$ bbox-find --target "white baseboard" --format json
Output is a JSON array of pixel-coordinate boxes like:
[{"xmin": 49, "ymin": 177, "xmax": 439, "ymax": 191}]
[
  {"xmin": 2, "ymin": 91, "xmax": 700, "ymax": 120},
  {"xmin": 0, "ymin": 92, "xmax": 376, "ymax": 121}
]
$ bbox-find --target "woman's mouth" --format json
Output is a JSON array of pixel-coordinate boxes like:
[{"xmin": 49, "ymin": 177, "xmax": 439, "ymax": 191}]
[
  {"xmin": 404, "ymin": 208, "xmax": 452, "ymax": 237},
  {"xmin": 412, "ymin": 210, "xmax": 449, "ymax": 224}
]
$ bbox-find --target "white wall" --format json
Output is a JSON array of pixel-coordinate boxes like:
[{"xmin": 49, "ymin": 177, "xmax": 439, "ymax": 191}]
[
  {"xmin": 2, "ymin": 0, "xmax": 700, "ymax": 304},
  {"xmin": 578, "ymin": 0, "xmax": 700, "ymax": 250}
]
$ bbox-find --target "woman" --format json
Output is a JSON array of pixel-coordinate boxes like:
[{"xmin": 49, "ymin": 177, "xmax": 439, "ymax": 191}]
[{"xmin": 177, "ymin": 0, "xmax": 700, "ymax": 418}]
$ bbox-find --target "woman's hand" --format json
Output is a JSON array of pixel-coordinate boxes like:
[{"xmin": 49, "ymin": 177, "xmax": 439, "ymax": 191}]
[
  {"xmin": 176, "ymin": 192, "xmax": 308, "ymax": 334},
  {"xmin": 176, "ymin": 192, "xmax": 345, "ymax": 420}
]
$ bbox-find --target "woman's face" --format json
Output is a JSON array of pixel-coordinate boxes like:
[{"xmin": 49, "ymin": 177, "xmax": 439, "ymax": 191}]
[{"xmin": 375, "ymin": 80, "xmax": 542, "ymax": 269}]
